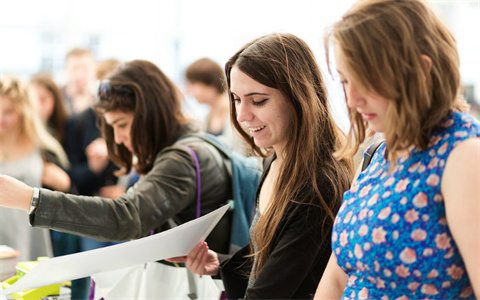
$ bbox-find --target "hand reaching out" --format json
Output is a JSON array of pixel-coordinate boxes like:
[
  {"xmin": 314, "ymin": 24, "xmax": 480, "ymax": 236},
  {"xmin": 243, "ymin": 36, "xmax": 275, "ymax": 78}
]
[{"xmin": 166, "ymin": 242, "xmax": 220, "ymax": 276}]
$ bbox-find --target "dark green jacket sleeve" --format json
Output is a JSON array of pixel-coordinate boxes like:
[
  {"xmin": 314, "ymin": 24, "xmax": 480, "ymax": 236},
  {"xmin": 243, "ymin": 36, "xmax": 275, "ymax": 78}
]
[{"xmin": 30, "ymin": 140, "xmax": 232, "ymax": 249}]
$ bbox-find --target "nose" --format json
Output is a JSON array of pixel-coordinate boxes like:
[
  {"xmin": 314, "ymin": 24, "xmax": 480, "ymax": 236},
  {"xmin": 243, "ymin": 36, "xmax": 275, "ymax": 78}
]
[
  {"xmin": 113, "ymin": 128, "xmax": 124, "ymax": 145},
  {"xmin": 235, "ymin": 101, "xmax": 253, "ymax": 123},
  {"xmin": 344, "ymin": 82, "xmax": 365, "ymax": 109}
]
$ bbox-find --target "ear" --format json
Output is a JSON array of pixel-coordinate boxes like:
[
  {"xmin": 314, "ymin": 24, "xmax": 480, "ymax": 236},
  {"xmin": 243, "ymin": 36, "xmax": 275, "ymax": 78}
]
[{"xmin": 421, "ymin": 54, "xmax": 432, "ymax": 74}]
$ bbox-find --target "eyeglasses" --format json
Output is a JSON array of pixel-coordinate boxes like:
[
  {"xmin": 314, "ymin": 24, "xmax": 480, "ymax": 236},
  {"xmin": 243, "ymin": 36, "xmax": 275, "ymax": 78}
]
[{"xmin": 97, "ymin": 80, "xmax": 134, "ymax": 99}]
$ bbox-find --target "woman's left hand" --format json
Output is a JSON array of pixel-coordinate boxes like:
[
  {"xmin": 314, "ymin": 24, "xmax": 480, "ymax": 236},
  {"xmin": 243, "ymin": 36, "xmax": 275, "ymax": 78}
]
[{"xmin": 0, "ymin": 175, "xmax": 34, "ymax": 212}]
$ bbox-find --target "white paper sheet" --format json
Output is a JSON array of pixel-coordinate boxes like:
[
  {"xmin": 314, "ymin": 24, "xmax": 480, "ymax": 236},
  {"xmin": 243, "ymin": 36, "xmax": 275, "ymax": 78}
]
[{"xmin": 3, "ymin": 204, "xmax": 230, "ymax": 295}]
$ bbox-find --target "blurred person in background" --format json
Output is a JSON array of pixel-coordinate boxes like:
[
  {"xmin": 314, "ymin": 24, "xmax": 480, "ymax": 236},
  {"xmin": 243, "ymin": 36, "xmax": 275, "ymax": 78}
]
[
  {"xmin": 62, "ymin": 48, "xmax": 97, "ymax": 116},
  {"xmin": 186, "ymin": 57, "xmax": 247, "ymax": 155},
  {"xmin": 29, "ymin": 73, "xmax": 69, "ymax": 144},
  {"xmin": 0, "ymin": 75, "xmax": 70, "ymax": 262}
]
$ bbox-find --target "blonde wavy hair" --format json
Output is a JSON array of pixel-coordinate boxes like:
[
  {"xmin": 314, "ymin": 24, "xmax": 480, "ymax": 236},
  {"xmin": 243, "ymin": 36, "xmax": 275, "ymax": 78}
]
[
  {"xmin": 0, "ymin": 75, "xmax": 69, "ymax": 168},
  {"xmin": 325, "ymin": 0, "xmax": 468, "ymax": 163}
]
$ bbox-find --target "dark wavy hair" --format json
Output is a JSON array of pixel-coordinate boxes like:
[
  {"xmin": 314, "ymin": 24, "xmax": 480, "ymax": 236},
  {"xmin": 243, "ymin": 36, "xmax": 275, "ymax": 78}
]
[
  {"xmin": 226, "ymin": 33, "xmax": 354, "ymax": 277},
  {"xmin": 95, "ymin": 60, "xmax": 189, "ymax": 175}
]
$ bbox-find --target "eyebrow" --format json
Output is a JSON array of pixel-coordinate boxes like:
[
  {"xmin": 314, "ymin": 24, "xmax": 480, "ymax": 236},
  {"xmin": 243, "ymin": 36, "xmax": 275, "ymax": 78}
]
[
  {"xmin": 231, "ymin": 91, "xmax": 270, "ymax": 97},
  {"xmin": 110, "ymin": 117, "xmax": 126, "ymax": 125}
]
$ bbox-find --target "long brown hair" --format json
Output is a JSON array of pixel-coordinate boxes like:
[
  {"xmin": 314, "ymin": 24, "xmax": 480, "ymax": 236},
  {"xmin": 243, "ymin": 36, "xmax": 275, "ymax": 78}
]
[
  {"xmin": 326, "ymin": 0, "xmax": 468, "ymax": 163},
  {"xmin": 226, "ymin": 33, "xmax": 354, "ymax": 277},
  {"xmin": 95, "ymin": 60, "xmax": 189, "ymax": 175}
]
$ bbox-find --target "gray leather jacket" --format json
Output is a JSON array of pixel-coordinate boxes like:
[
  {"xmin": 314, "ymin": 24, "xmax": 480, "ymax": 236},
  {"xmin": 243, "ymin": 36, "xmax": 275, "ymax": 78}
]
[{"xmin": 30, "ymin": 133, "xmax": 233, "ymax": 254}]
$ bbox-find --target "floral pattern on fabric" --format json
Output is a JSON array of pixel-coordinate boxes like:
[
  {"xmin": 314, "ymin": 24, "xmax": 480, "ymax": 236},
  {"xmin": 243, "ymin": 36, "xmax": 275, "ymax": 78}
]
[{"xmin": 332, "ymin": 112, "xmax": 479, "ymax": 299}]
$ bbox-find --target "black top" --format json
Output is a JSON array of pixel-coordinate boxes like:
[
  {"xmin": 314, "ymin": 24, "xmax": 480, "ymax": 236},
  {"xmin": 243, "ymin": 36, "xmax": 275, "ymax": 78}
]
[{"xmin": 220, "ymin": 155, "xmax": 336, "ymax": 299}]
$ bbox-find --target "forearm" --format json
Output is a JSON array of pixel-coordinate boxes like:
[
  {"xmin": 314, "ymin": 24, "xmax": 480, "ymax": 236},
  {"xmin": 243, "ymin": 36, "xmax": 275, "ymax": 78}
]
[
  {"xmin": 0, "ymin": 175, "xmax": 34, "ymax": 212},
  {"xmin": 314, "ymin": 254, "xmax": 347, "ymax": 300}
]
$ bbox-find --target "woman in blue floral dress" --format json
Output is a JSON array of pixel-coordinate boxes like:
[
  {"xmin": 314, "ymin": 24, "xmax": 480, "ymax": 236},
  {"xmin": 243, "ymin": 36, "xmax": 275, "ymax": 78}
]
[{"xmin": 315, "ymin": 0, "xmax": 479, "ymax": 299}]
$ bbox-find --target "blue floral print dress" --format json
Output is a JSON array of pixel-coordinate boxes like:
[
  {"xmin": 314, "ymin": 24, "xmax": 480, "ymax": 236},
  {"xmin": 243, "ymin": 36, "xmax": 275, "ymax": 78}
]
[{"xmin": 332, "ymin": 111, "xmax": 479, "ymax": 299}]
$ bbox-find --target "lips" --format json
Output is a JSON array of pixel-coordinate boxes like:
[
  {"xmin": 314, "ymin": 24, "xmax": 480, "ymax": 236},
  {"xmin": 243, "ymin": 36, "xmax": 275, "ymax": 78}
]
[
  {"xmin": 249, "ymin": 125, "xmax": 266, "ymax": 134},
  {"xmin": 360, "ymin": 113, "xmax": 376, "ymax": 121}
]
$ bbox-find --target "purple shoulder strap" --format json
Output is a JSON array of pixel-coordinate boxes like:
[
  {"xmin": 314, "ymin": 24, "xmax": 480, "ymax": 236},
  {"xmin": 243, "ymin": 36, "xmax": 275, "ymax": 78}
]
[{"xmin": 184, "ymin": 145, "xmax": 201, "ymax": 218}]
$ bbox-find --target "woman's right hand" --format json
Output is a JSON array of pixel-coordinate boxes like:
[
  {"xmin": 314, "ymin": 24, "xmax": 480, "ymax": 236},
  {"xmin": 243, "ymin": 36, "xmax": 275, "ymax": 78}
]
[{"xmin": 166, "ymin": 241, "xmax": 220, "ymax": 276}]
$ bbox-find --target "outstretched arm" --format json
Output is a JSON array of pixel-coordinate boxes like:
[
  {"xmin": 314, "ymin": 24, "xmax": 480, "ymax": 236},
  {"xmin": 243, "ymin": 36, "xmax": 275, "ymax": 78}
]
[{"xmin": 0, "ymin": 175, "xmax": 34, "ymax": 212}]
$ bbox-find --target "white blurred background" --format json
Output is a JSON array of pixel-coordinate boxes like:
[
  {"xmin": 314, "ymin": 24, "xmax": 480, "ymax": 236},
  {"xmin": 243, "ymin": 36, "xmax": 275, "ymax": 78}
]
[{"xmin": 0, "ymin": 0, "xmax": 479, "ymax": 129}]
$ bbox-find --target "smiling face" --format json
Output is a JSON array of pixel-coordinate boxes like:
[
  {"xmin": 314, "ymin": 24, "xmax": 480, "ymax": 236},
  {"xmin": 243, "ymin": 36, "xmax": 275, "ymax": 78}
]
[
  {"xmin": 334, "ymin": 45, "xmax": 390, "ymax": 133},
  {"xmin": 230, "ymin": 66, "xmax": 292, "ymax": 156},
  {"xmin": 103, "ymin": 110, "xmax": 135, "ymax": 152}
]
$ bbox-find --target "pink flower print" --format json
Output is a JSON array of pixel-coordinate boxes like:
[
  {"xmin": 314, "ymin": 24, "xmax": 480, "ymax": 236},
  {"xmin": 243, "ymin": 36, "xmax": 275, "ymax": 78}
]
[
  {"xmin": 395, "ymin": 178, "xmax": 410, "ymax": 193},
  {"xmin": 440, "ymin": 159, "xmax": 445, "ymax": 167},
  {"xmin": 372, "ymin": 227, "xmax": 387, "ymax": 244},
  {"xmin": 433, "ymin": 194, "xmax": 443, "ymax": 202},
  {"xmin": 413, "ymin": 192, "xmax": 428, "ymax": 208},
  {"xmin": 356, "ymin": 261, "xmax": 365, "ymax": 271},
  {"xmin": 426, "ymin": 174, "xmax": 440, "ymax": 186},
  {"xmin": 354, "ymin": 244, "xmax": 363, "ymax": 259},
  {"xmin": 444, "ymin": 248, "xmax": 454, "ymax": 259},
  {"xmin": 384, "ymin": 268, "xmax": 392, "ymax": 277},
  {"xmin": 358, "ymin": 287, "xmax": 369, "ymax": 300},
  {"xmin": 382, "ymin": 191, "xmax": 391, "ymax": 199},
  {"xmin": 429, "ymin": 135, "xmax": 441, "ymax": 146},
  {"xmin": 454, "ymin": 131, "xmax": 468, "ymax": 138},
  {"xmin": 335, "ymin": 248, "xmax": 341, "ymax": 255},
  {"xmin": 350, "ymin": 230, "xmax": 355, "ymax": 239},
  {"xmin": 438, "ymin": 142, "xmax": 449, "ymax": 155},
  {"xmin": 350, "ymin": 215, "xmax": 357, "ymax": 224},
  {"xmin": 340, "ymin": 230, "xmax": 349, "ymax": 247},
  {"xmin": 459, "ymin": 287, "xmax": 473, "ymax": 298},
  {"xmin": 392, "ymin": 231, "xmax": 399, "ymax": 240},
  {"xmin": 378, "ymin": 206, "xmax": 391, "ymax": 220},
  {"xmin": 359, "ymin": 185, "xmax": 372, "ymax": 197},
  {"xmin": 391, "ymin": 213, "xmax": 400, "ymax": 223},
  {"xmin": 447, "ymin": 264, "xmax": 464, "ymax": 279},
  {"xmin": 422, "ymin": 214, "xmax": 430, "ymax": 222},
  {"xmin": 377, "ymin": 278, "xmax": 386, "ymax": 289},
  {"xmin": 343, "ymin": 211, "xmax": 353, "ymax": 223},
  {"xmin": 413, "ymin": 179, "xmax": 420, "ymax": 187},
  {"xmin": 347, "ymin": 275, "xmax": 357, "ymax": 286},
  {"xmin": 400, "ymin": 197, "xmax": 408, "ymax": 205},
  {"xmin": 418, "ymin": 164, "xmax": 426, "ymax": 173},
  {"xmin": 386, "ymin": 251, "xmax": 394, "ymax": 260},
  {"xmin": 408, "ymin": 282, "xmax": 420, "ymax": 291},
  {"xmin": 413, "ymin": 270, "xmax": 422, "ymax": 277},
  {"xmin": 400, "ymin": 248, "xmax": 417, "ymax": 264},
  {"xmin": 426, "ymin": 269, "xmax": 439, "ymax": 279},
  {"xmin": 373, "ymin": 169, "xmax": 383, "ymax": 178},
  {"xmin": 384, "ymin": 177, "xmax": 395, "ymax": 187},
  {"xmin": 374, "ymin": 261, "xmax": 380, "ymax": 272},
  {"xmin": 408, "ymin": 162, "xmax": 421, "ymax": 172},
  {"xmin": 435, "ymin": 233, "xmax": 451, "ymax": 250},
  {"xmin": 360, "ymin": 200, "xmax": 366, "ymax": 207},
  {"xmin": 381, "ymin": 296, "xmax": 390, "ymax": 300},
  {"xmin": 395, "ymin": 265, "xmax": 411, "ymax": 278},
  {"xmin": 390, "ymin": 282, "xmax": 397, "ymax": 289},
  {"xmin": 423, "ymin": 248, "xmax": 433, "ymax": 257},
  {"xmin": 364, "ymin": 242, "xmax": 371, "ymax": 251},
  {"xmin": 429, "ymin": 149, "xmax": 436, "ymax": 157},
  {"xmin": 359, "ymin": 224, "xmax": 369, "ymax": 237},
  {"xmin": 368, "ymin": 210, "xmax": 374, "ymax": 218},
  {"xmin": 428, "ymin": 157, "xmax": 439, "ymax": 169},
  {"xmin": 332, "ymin": 231, "xmax": 337, "ymax": 242},
  {"xmin": 421, "ymin": 284, "xmax": 439, "ymax": 296},
  {"xmin": 359, "ymin": 208, "xmax": 368, "ymax": 220},
  {"xmin": 367, "ymin": 276, "xmax": 376, "ymax": 284},
  {"xmin": 348, "ymin": 250, "xmax": 353, "ymax": 258},
  {"xmin": 350, "ymin": 183, "xmax": 359, "ymax": 193},
  {"xmin": 404, "ymin": 209, "xmax": 419, "ymax": 223},
  {"xmin": 345, "ymin": 261, "xmax": 351, "ymax": 268},
  {"xmin": 441, "ymin": 281, "xmax": 451, "ymax": 288},
  {"xmin": 367, "ymin": 193, "xmax": 379, "ymax": 206},
  {"xmin": 442, "ymin": 118, "xmax": 454, "ymax": 127},
  {"xmin": 411, "ymin": 229, "xmax": 427, "ymax": 241}
]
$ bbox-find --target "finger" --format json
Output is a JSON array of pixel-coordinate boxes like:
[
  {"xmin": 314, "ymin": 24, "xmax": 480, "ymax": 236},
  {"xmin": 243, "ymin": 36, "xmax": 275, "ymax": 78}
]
[
  {"xmin": 165, "ymin": 256, "xmax": 187, "ymax": 263},
  {"xmin": 188, "ymin": 242, "xmax": 207, "ymax": 274}
]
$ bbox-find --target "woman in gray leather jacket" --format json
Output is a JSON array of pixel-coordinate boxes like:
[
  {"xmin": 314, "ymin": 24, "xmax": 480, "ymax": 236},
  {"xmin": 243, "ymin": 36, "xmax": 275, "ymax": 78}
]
[{"xmin": 0, "ymin": 60, "xmax": 234, "ymax": 254}]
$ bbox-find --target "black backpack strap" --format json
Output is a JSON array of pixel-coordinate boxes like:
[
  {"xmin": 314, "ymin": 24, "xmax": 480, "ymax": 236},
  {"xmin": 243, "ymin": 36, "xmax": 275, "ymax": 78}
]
[{"xmin": 361, "ymin": 139, "xmax": 385, "ymax": 171}]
